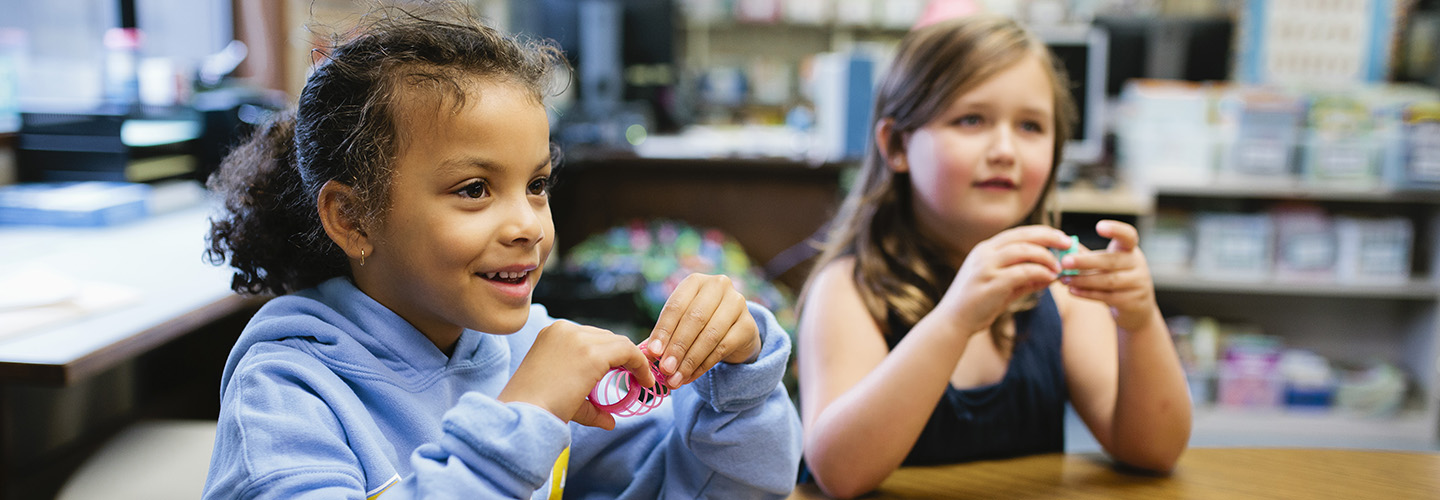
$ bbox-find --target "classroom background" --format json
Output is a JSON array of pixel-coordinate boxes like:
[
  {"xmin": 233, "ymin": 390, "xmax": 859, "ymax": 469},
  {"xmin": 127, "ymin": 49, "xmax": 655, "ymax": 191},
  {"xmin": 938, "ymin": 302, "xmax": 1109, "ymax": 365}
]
[{"xmin": 1, "ymin": 0, "xmax": 1439, "ymax": 498}]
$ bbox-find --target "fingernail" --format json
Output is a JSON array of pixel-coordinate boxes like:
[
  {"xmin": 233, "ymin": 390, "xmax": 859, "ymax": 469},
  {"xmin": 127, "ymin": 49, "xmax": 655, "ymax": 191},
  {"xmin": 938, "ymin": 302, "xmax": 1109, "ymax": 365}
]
[
  {"xmin": 667, "ymin": 372, "xmax": 683, "ymax": 388},
  {"xmin": 648, "ymin": 339, "xmax": 663, "ymax": 355},
  {"xmin": 1060, "ymin": 276, "xmax": 1072, "ymax": 284},
  {"xmin": 662, "ymin": 356, "xmax": 678, "ymax": 373},
  {"xmin": 1062, "ymin": 256, "xmax": 1075, "ymax": 267}
]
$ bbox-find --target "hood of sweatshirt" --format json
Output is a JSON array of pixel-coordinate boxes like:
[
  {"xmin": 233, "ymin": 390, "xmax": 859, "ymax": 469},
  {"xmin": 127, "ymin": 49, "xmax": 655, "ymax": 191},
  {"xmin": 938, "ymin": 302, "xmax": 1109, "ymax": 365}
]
[{"xmin": 219, "ymin": 277, "xmax": 547, "ymax": 397}]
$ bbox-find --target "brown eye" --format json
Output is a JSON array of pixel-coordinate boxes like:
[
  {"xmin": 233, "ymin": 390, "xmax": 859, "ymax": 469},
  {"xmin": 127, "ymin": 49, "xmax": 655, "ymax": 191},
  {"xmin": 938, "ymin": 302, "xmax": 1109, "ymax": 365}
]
[
  {"xmin": 458, "ymin": 181, "xmax": 488, "ymax": 199},
  {"xmin": 528, "ymin": 177, "xmax": 550, "ymax": 196}
]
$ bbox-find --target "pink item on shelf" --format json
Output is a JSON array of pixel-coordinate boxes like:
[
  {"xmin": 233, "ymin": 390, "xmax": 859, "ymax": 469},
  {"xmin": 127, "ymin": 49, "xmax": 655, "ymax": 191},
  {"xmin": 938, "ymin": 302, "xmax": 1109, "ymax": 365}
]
[
  {"xmin": 589, "ymin": 360, "xmax": 670, "ymax": 417},
  {"xmin": 914, "ymin": 0, "xmax": 983, "ymax": 29},
  {"xmin": 1217, "ymin": 342, "xmax": 1284, "ymax": 409}
]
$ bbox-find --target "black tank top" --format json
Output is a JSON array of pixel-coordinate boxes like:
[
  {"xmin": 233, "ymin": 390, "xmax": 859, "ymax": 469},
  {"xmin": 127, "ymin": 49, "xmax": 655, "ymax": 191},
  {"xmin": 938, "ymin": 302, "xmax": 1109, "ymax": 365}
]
[{"xmin": 884, "ymin": 288, "xmax": 1068, "ymax": 465}]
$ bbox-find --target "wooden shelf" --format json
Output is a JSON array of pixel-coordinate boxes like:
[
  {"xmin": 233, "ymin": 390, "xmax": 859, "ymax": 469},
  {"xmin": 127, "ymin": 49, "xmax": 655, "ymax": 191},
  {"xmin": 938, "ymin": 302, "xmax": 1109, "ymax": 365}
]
[
  {"xmin": 1153, "ymin": 272, "xmax": 1440, "ymax": 300},
  {"xmin": 1057, "ymin": 182, "xmax": 1148, "ymax": 215},
  {"xmin": 551, "ymin": 155, "xmax": 844, "ymax": 292},
  {"xmin": 1151, "ymin": 179, "xmax": 1440, "ymax": 204}
]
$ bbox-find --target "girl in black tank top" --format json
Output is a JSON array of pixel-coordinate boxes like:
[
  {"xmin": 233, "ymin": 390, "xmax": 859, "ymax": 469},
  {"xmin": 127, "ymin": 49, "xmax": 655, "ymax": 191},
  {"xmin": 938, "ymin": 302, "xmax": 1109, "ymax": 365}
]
[
  {"xmin": 795, "ymin": 14, "xmax": 1193, "ymax": 498},
  {"xmin": 885, "ymin": 288, "xmax": 1067, "ymax": 464}
]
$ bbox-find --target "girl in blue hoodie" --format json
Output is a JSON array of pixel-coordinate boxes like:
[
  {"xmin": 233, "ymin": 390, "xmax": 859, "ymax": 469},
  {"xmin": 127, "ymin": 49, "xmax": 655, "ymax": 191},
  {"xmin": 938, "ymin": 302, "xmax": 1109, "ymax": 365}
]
[{"xmin": 201, "ymin": 4, "xmax": 801, "ymax": 499}]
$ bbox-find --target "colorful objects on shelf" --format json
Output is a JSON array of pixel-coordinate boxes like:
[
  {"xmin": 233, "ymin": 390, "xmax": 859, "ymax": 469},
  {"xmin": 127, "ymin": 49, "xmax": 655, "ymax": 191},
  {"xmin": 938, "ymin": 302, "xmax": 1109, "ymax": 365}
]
[{"xmin": 563, "ymin": 218, "xmax": 797, "ymax": 332}]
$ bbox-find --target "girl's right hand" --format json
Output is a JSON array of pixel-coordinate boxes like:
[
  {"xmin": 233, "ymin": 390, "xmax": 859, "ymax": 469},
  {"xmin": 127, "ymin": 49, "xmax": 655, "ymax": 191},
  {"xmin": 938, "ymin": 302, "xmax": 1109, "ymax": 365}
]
[
  {"xmin": 498, "ymin": 320, "xmax": 656, "ymax": 430},
  {"xmin": 935, "ymin": 225, "xmax": 1072, "ymax": 336}
]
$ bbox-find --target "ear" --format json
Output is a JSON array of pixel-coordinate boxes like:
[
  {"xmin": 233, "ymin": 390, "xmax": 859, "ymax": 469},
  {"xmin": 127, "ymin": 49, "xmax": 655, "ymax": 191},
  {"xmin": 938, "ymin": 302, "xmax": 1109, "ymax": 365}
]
[
  {"xmin": 317, "ymin": 180, "xmax": 370, "ymax": 264},
  {"xmin": 875, "ymin": 118, "xmax": 908, "ymax": 173}
]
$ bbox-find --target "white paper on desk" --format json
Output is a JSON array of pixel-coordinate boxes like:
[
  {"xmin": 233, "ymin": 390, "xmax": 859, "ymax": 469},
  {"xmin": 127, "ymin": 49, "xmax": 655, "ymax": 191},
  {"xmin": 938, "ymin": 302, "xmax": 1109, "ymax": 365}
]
[
  {"xmin": 0, "ymin": 267, "xmax": 80, "ymax": 310},
  {"xmin": 0, "ymin": 267, "xmax": 142, "ymax": 341}
]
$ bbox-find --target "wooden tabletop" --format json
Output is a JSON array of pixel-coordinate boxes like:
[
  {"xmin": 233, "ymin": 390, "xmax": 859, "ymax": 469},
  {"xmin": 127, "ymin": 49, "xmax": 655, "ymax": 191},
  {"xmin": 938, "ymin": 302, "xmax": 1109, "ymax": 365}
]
[{"xmin": 789, "ymin": 448, "xmax": 1440, "ymax": 499}]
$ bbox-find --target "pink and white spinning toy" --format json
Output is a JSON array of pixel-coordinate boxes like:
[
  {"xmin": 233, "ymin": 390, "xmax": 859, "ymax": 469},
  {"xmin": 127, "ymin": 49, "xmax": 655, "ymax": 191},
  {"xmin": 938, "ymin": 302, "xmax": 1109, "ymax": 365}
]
[{"xmin": 588, "ymin": 359, "xmax": 670, "ymax": 417}]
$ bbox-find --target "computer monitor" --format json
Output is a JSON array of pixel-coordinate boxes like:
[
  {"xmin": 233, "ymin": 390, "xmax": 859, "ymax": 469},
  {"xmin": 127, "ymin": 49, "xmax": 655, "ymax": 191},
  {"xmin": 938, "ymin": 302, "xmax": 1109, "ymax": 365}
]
[
  {"xmin": 1038, "ymin": 25, "xmax": 1109, "ymax": 166},
  {"xmin": 1095, "ymin": 15, "xmax": 1233, "ymax": 96},
  {"xmin": 522, "ymin": 0, "xmax": 678, "ymax": 132}
]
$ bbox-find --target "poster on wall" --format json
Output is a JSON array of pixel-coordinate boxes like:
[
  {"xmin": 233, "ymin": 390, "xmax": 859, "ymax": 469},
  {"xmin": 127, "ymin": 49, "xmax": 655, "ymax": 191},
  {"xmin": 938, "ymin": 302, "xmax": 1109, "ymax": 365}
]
[{"xmin": 1236, "ymin": 0, "xmax": 1401, "ymax": 86}]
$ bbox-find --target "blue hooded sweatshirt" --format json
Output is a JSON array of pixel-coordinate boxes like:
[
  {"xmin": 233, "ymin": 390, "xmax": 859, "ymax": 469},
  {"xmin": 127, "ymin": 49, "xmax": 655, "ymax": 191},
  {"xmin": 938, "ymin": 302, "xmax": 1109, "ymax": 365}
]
[{"xmin": 202, "ymin": 277, "xmax": 802, "ymax": 499}]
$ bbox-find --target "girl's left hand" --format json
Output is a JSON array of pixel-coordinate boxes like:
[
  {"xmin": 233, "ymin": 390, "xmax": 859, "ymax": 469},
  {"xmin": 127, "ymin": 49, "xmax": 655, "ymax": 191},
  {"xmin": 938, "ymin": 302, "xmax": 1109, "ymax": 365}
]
[
  {"xmin": 644, "ymin": 273, "xmax": 761, "ymax": 388},
  {"xmin": 1059, "ymin": 220, "xmax": 1161, "ymax": 333}
]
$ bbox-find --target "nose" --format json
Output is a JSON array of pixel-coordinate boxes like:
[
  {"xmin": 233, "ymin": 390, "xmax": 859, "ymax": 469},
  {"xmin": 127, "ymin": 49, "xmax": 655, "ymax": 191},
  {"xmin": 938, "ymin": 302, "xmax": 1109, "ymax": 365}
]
[
  {"xmin": 499, "ymin": 195, "xmax": 546, "ymax": 247},
  {"xmin": 986, "ymin": 125, "xmax": 1017, "ymax": 167}
]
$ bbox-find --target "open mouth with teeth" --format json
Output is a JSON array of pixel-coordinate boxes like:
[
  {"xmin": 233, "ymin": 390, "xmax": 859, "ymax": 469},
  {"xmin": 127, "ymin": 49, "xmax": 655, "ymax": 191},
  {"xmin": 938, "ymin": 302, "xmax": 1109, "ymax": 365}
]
[{"xmin": 481, "ymin": 270, "xmax": 529, "ymax": 284}]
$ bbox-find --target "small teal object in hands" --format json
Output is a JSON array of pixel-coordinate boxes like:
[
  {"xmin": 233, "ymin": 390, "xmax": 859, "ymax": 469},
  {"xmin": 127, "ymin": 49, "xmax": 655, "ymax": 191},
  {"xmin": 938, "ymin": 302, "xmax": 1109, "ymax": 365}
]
[{"xmin": 1053, "ymin": 235, "xmax": 1080, "ymax": 276}]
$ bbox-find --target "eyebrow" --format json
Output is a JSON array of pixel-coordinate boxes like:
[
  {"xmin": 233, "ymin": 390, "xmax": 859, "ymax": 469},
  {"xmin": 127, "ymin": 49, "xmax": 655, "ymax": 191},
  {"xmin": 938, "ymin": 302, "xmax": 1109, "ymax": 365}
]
[
  {"xmin": 948, "ymin": 98, "xmax": 1052, "ymax": 113},
  {"xmin": 436, "ymin": 155, "xmax": 552, "ymax": 178},
  {"xmin": 944, "ymin": 101, "xmax": 1053, "ymax": 121},
  {"xmin": 1016, "ymin": 106, "xmax": 1054, "ymax": 120}
]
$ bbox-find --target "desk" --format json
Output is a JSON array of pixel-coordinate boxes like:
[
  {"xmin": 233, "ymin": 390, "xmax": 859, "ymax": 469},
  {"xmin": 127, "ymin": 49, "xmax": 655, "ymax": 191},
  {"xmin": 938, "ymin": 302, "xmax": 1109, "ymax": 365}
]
[
  {"xmin": 788, "ymin": 448, "xmax": 1440, "ymax": 499},
  {"xmin": 0, "ymin": 199, "xmax": 261, "ymax": 498},
  {"xmin": 0, "ymin": 200, "xmax": 258, "ymax": 385}
]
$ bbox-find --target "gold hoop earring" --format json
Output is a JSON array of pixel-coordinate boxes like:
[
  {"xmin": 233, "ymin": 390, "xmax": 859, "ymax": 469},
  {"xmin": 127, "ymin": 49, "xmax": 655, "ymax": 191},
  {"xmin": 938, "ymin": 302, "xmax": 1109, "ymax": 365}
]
[{"xmin": 360, "ymin": 249, "xmax": 366, "ymax": 267}]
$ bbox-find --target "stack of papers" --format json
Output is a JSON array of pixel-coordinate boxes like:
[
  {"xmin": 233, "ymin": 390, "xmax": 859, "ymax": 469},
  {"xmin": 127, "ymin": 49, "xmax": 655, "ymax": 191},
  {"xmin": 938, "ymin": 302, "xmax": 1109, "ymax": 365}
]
[{"xmin": 0, "ymin": 181, "xmax": 150, "ymax": 226}]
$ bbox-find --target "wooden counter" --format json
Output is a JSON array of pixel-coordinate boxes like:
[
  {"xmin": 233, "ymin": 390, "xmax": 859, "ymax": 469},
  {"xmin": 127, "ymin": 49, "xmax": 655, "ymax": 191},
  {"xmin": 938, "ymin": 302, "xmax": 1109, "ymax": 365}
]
[{"xmin": 789, "ymin": 448, "xmax": 1440, "ymax": 499}]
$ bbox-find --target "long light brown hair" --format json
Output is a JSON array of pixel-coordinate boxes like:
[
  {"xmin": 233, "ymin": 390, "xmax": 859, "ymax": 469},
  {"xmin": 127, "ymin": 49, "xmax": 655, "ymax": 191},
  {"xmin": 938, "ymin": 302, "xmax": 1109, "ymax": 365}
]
[{"xmin": 804, "ymin": 15, "xmax": 1077, "ymax": 350}]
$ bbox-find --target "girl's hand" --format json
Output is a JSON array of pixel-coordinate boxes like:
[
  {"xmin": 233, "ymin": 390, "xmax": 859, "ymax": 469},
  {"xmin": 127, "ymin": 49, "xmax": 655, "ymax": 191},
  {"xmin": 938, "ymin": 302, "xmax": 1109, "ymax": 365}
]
[
  {"xmin": 644, "ymin": 273, "xmax": 761, "ymax": 389},
  {"xmin": 498, "ymin": 320, "xmax": 655, "ymax": 430},
  {"xmin": 1059, "ymin": 220, "xmax": 1161, "ymax": 333},
  {"xmin": 936, "ymin": 225, "xmax": 1072, "ymax": 336}
]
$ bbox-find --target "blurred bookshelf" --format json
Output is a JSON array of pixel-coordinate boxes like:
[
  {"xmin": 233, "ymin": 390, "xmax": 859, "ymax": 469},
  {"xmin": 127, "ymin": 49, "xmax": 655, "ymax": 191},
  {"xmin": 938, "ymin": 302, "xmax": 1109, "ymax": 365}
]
[
  {"xmin": 1151, "ymin": 180, "xmax": 1440, "ymax": 205},
  {"xmin": 1190, "ymin": 407, "xmax": 1437, "ymax": 450},
  {"xmin": 1153, "ymin": 273, "xmax": 1440, "ymax": 300}
]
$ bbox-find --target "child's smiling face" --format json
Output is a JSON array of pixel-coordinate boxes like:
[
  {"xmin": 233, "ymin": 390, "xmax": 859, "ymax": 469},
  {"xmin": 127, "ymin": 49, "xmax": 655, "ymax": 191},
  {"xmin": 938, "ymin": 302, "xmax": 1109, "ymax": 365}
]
[{"xmin": 357, "ymin": 78, "xmax": 555, "ymax": 345}]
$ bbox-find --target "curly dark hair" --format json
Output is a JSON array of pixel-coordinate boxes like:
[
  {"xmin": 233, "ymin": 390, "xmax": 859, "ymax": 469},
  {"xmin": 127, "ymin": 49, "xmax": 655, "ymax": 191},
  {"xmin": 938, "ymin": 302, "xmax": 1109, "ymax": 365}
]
[{"xmin": 205, "ymin": 2, "xmax": 564, "ymax": 296}]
